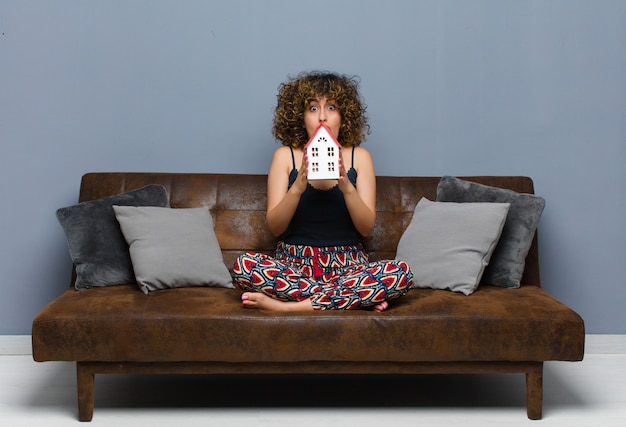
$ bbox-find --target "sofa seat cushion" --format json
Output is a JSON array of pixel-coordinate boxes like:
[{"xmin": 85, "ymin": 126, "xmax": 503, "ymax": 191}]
[{"xmin": 32, "ymin": 286, "xmax": 584, "ymax": 364}]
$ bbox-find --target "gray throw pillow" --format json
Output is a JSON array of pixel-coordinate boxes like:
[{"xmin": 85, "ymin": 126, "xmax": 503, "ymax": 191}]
[
  {"xmin": 396, "ymin": 198, "xmax": 510, "ymax": 295},
  {"xmin": 56, "ymin": 185, "xmax": 169, "ymax": 290},
  {"xmin": 436, "ymin": 176, "xmax": 546, "ymax": 288},
  {"xmin": 113, "ymin": 206, "xmax": 234, "ymax": 294}
]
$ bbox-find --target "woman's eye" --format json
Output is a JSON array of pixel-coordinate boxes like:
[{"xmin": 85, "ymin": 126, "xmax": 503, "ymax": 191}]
[
  {"xmin": 328, "ymin": 105, "xmax": 336, "ymax": 111},
  {"xmin": 309, "ymin": 105, "xmax": 319, "ymax": 112}
]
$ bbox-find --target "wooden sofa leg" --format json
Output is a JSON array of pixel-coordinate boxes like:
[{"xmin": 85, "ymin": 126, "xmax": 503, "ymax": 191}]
[
  {"xmin": 526, "ymin": 363, "xmax": 544, "ymax": 420},
  {"xmin": 76, "ymin": 362, "xmax": 95, "ymax": 422}
]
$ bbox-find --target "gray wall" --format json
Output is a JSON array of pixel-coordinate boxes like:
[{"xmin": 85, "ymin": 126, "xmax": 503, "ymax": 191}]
[{"xmin": 1, "ymin": 1, "xmax": 624, "ymax": 334}]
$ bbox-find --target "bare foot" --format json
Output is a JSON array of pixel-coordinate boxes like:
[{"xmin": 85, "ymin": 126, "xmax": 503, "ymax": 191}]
[
  {"xmin": 373, "ymin": 301, "xmax": 389, "ymax": 312},
  {"xmin": 241, "ymin": 292, "xmax": 314, "ymax": 312}
]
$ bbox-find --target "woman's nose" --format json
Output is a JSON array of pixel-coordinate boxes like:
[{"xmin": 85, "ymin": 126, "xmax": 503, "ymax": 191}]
[{"xmin": 319, "ymin": 108, "xmax": 326, "ymax": 122}]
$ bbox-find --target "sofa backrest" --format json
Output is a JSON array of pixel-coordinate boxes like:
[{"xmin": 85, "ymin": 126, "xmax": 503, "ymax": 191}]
[{"xmin": 78, "ymin": 173, "xmax": 541, "ymax": 287}]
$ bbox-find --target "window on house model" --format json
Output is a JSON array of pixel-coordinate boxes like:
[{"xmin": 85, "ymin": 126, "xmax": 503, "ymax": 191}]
[
  {"xmin": 311, "ymin": 147, "xmax": 319, "ymax": 157},
  {"xmin": 327, "ymin": 147, "xmax": 335, "ymax": 156},
  {"xmin": 311, "ymin": 162, "xmax": 319, "ymax": 172},
  {"xmin": 328, "ymin": 162, "xmax": 335, "ymax": 172}
]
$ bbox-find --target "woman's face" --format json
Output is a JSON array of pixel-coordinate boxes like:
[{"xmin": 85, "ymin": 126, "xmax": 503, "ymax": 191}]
[{"xmin": 304, "ymin": 96, "xmax": 341, "ymax": 140}]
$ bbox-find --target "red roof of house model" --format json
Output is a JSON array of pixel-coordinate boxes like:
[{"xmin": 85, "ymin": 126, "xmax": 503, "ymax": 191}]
[{"xmin": 304, "ymin": 122, "xmax": 341, "ymax": 149}]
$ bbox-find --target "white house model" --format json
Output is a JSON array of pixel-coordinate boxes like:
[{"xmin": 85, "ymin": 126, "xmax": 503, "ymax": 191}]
[{"xmin": 304, "ymin": 122, "xmax": 341, "ymax": 180}]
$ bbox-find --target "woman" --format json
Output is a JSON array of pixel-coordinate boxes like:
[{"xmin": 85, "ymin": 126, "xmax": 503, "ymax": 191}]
[{"xmin": 233, "ymin": 71, "xmax": 413, "ymax": 311}]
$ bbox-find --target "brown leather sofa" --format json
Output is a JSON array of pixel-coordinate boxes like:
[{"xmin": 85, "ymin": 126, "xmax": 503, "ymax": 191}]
[{"xmin": 32, "ymin": 172, "xmax": 585, "ymax": 421}]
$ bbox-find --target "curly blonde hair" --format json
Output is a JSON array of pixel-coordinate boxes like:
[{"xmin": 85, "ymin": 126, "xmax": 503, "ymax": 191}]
[{"xmin": 272, "ymin": 71, "xmax": 370, "ymax": 148}]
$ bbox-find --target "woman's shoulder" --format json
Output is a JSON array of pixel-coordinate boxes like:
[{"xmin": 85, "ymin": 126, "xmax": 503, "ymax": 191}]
[
  {"xmin": 272, "ymin": 145, "xmax": 305, "ymax": 156},
  {"xmin": 351, "ymin": 146, "xmax": 373, "ymax": 165},
  {"xmin": 352, "ymin": 145, "xmax": 371, "ymax": 155},
  {"xmin": 271, "ymin": 145, "xmax": 293, "ymax": 163},
  {"xmin": 270, "ymin": 145, "xmax": 301, "ymax": 173}
]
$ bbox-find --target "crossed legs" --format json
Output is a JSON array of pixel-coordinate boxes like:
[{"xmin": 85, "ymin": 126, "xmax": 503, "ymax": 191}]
[{"xmin": 233, "ymin": 251, "xmax": 411, "ymax": 312}]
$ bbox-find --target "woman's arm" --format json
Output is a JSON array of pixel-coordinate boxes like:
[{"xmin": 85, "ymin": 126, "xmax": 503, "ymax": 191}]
[
  {"xmin": 265, "ymin": 147, "xmax": 308, "ymax": 237},
  {"xmin": 338, "ymin": 146, "xmax": 376, "ymax": 237}
]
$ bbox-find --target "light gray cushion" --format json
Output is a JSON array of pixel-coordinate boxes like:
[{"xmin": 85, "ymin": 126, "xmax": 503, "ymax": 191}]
[
  {"xmin": 113, "ymin": 206, "xmax": 234, "ymax": 294},
  {"xmin": 436, "ymin": 176, "xmax": 545, "ymax": 288},
  {"xmin": 56, "ymin": 185, "xmax": 169, "ymax": 290},
  {"xmin": 395, "ymin": 197, "xmax": 510, "ymax": 295}
]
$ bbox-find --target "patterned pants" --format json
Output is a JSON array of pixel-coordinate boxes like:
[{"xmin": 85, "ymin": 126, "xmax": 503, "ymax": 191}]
[{"xmin": 232, "ymin": 242, "xmax": 413, "ymax": 310}]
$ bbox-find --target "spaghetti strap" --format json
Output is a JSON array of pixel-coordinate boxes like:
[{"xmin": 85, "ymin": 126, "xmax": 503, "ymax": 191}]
[
  {"xmin": 289, "ymin": 146, "xmax": 296, "ymax": 171},
  {"xmin": 351, "ymin": 146, "xmax": 355, "ymax": 167}
]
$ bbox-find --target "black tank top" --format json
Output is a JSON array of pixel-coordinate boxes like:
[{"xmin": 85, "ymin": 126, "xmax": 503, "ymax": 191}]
[{"xmin": 281, "ymin": 147, "xmax": 361, "ymax": 246}]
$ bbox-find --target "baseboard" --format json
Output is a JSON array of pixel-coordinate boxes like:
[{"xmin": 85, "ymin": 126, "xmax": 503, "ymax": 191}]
[
  {"xmin": 0, "ymin": 335, "xmax": 32, "ymax": 355},
  {"xmin": 584, "ymin": 334, "xmax": 626, "ymax": 354},
  {"xmin": 2, "ymin": 334, "xmax": 625, "ymax": 356}
]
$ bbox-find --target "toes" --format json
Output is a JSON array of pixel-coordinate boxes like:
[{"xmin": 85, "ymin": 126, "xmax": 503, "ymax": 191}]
[
  {"xmin": 241, "ymin": 292, "xmax": 257, "ymax": 307},
  {"xmin": 374, "ymin": 301, "xmax": 388, "ymax": 312}
]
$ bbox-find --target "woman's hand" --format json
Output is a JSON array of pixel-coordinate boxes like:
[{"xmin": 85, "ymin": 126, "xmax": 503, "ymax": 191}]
[
  {"xmin": 291, "ymin": 151, "xmax": 309, "ymax": 196},
  {"xmin": 337, "ymin": 148, "xmax": 356, "ymax": 195},
  {"xmin": 339, "ymin": 146, "xmax": 377, "ymax": 237}
]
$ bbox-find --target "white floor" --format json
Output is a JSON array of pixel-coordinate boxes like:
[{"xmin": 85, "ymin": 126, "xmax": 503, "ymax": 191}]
[{"xmin": 1, "ymin": 336, "xmax": 625, "ymax": 426}]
